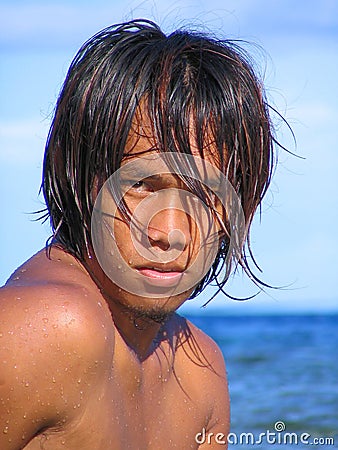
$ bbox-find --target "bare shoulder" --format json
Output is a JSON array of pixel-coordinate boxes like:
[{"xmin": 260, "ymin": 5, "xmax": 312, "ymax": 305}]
[
  {"xmin": 0, "ymin": 249, "xmax": 114, "ymax": 449},
  {"xmin": 1, "ymin": 248, "xmax": 114, "ymax": 364},
  {"xmin": 174, "ymin": 315, "xmax": 227, "ymax": 376}
]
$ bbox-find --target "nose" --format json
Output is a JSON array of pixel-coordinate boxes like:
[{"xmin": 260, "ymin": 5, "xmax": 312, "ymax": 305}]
[{"xmin": 147, "ymin": 207, "xmax": 192, "ymax": 252}]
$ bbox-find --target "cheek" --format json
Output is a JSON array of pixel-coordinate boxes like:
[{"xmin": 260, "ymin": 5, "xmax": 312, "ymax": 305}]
[{"xmin": 113, "ymin": 215, "xmax": 134, "ymax": 258}]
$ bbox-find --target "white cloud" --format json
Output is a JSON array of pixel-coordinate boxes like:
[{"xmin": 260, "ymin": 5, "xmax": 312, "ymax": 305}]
[{"xmin": 0, "ymin": 119, "xmax": 48, "ymax": 164}]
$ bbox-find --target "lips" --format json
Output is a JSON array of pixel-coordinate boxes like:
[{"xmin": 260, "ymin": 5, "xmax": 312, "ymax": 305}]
[
  {"xmin": 136, "ymin": 267, "xmax": 184, "ymax": 287},
  {"xmin": 138, "ymin": 267, "xmax": 183, "ymax": 278}
]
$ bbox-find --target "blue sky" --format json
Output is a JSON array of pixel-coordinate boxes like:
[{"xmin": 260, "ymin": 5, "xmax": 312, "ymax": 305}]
[{"xmin": 1, "ymin": 0, "xmax": 337, "ymax": 313}]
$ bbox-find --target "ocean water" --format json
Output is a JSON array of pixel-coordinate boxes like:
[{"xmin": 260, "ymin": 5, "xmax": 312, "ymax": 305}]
[{"xmin": 186, "ymin": 314, "xmax": 338, "ymax": 449}]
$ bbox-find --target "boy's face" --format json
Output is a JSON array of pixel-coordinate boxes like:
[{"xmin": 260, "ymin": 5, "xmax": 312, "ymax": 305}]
[{"xmin": 90, "ymin": 113, "xmax": 239, "ymax": 319}]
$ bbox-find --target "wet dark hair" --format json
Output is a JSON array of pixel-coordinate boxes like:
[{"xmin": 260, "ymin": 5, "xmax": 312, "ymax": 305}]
[{"xmin": 42, "ymin": 19, "xmax": 278, "ymax": 301}]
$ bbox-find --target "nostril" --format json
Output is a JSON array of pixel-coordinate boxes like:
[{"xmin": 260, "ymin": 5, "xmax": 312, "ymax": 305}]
[
  {"xmin": 168, "ymin": 229, "xmax": 186, "ymax": 251},
  {"xmin": 147, "ymin": 227, "xmax": 188, "ymax": 253},
  {"xmin": 147, "ymin": 228, "xmax": 171, "ymax": 251}
]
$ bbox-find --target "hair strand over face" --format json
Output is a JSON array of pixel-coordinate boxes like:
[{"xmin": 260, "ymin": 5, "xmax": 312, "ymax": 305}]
[{"xmin": 42, "ymin": 19, "xmax": 280, "ymax": 301}]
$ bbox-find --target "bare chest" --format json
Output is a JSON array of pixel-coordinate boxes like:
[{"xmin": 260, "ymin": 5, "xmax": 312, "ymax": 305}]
[{"xmin": 24, "ymin": 364, "xmax": 207, "ymax": 450}]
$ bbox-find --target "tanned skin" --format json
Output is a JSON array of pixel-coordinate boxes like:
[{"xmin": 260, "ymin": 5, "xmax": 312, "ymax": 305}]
[{"xmin": 0, "ymin": 128, "xmax": 230, "ymax": 449}]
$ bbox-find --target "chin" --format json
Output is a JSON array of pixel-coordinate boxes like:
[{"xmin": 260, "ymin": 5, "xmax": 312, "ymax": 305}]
[
  {"xmin": 101, "ymin": 274, "xmax": 194, "ymax": 322},
  {"xmin": 120, "ymin": 290, "xmax": 190, "ymax": 323},
  {"xmin": 128, "ymin": 305, "xmax": 174, "ymax": 324}
]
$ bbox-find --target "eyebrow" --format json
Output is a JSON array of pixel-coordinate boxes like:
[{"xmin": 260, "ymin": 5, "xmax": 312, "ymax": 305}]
[{"xmin": 120, "ymin": 167, "xmax": 164, "ymax": 180}]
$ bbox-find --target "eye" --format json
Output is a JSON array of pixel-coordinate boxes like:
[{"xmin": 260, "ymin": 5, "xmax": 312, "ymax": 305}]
[
  {"xmin": 132, "ymin": 180, "xmax": 146, "ymax": 189},
  {"xmin": 125, "ymin": 179, "xmax": 154, "ymax": 194}
]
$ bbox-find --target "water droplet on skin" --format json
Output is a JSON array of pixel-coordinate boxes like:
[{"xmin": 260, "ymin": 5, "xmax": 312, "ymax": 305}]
[
  {"xmin": 15, "ymin": 297, "xmax": 21, "ymax": 301},
  {"xmin": 24, "ymin": 308, "xmax": 29, "ymax": 313},
  {"xmin": 20, "ymin": 269, "xmax": 27, "ymax": 273},
  {"xmin": 3, "ymin": 426, "xmax": 9, "ymax": 434},
  {"xmin": 0, "ymin": 333, "xmax": 3, "ymax": 338},
  {"xmin": 43, "ymin": 334, "xmax": 49, "ymax": 339},
  {"xmin": 42, "ymin": 318, "xmax": 48, "ymax": 324},
  {"xmin": 24, "ymin": 382, "xmax": 29, "ymax": 387},
  {"xmin": 117, "ymin": 264, "xmax": 122, "ymax": 270},
  {"xmin": 77, "ymin": 378, "xmax": 81, "ymax": 384}
]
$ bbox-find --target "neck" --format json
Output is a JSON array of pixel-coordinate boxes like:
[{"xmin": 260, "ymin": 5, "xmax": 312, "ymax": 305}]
[{"xmin": 106, "ymin": 300, "xmax": 170, "ymax": 360}]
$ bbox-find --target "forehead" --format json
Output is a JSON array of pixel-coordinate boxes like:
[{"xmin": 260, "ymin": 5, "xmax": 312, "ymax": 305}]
[{"xmin": 123, "ymin": 104, "xmax": 223, "ymax": 169}]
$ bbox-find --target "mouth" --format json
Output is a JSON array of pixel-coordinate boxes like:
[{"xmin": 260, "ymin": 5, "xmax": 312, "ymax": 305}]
[{"xmin": 136, "ymin": 267, "xmax": 185, "ymax": 287}]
